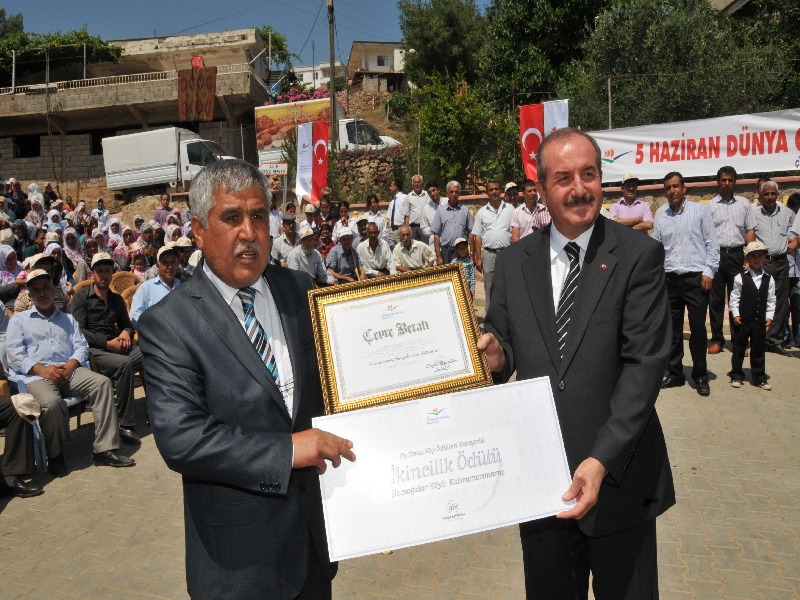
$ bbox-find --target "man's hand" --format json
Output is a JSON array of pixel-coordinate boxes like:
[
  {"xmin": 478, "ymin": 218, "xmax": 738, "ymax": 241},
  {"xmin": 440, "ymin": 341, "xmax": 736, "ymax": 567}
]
[
  {"xmin": 292, "ymin": 428, "xmax": 356, "ymax": 474},
  {"xmin": 558, "ymin": 457, "xmax": 607, "ymax": 521},
  {"xmin": 436, "ymin": 255, "xmax": 444, "ymax": 265},
  {"xmin": 733, "ymin": 316, "xmax": 742, "ymax": 326},
  {"xmin": 61, "ymin": 360, "xmax": 80, "ymax": 381},
  {"xmin": 105, "ymin": 338, "xmax": 124, "ymax": 353},
  {"xmin": 700, "ymin": 275, "xmax": 713, "ymax": 292},
  {"xmin": 477, "ymin": 333, "xmax": 506, "ymax": 373},
  {"xmin": 475, "ymin": 258, "xmax": 483, "ymax": 273},
  {"xmin": 766, "ymin": 318, "xmax": 772, "ymax": 328},
  {"xmin": 32, "ymin": 364, "xmax": 67, "ymax": 386}
]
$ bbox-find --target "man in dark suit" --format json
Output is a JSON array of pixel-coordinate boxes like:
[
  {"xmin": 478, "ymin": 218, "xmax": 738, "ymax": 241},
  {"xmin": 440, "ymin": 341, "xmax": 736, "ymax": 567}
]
[
  {"xmin": 478, "ymin": 128, "xmax": 675, "ymax": 599},
  {"xmin": 138, "ymin": 160, "xmax": 355, "ymax": 600}
]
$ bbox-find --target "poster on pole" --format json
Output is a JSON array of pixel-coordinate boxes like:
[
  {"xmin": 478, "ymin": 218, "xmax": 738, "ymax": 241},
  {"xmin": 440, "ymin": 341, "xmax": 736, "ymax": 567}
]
[
  {"xmin": 519, "ymin": 100, "xmax": 569, "ymax": 181},
  {"xmin": 588, "ymin": 108, "xmax": 800, "ymax": 183}
]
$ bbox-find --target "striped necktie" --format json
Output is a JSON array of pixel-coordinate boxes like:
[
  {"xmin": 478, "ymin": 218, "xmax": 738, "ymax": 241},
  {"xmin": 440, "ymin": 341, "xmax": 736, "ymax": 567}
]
[
  {"xmin": 556, "ymin": 242, "xmax": 581, "ymax": 360},
  {"xmin": 237, "ymin": 287, "xmax": 287, "ymax": 411}
]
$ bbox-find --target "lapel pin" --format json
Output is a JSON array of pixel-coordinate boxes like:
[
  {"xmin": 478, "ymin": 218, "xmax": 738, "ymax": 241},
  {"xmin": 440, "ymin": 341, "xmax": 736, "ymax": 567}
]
[{"xmin": 601, "ymin": 264, "xmax": 607, "ymax": 269}]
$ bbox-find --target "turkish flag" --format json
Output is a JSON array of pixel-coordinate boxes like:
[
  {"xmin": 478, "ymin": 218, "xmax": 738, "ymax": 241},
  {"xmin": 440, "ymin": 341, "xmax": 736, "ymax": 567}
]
[
  {"xmin": 519, "ymin": 100, "xmax": 569, "ymax": 181},
  {"xmin": 311, "ymin": 121, "xmax": 330, "ymax": 203}
]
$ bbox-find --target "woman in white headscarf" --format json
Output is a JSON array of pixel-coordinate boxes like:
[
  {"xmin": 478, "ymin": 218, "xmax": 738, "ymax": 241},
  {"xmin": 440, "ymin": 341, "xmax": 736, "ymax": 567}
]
[
  {"xmin": 107, "ymin": 218, "xmax": 123, "ymax": 245},
  {"xmin": 26, "ymin": 197, "xmax": 46, "ymax": 228},
  {"xmin": 165, "ymin": 224, "xmax": 182, "ymax": 243},
  {"xmin": 27, "ymin": 183, "xmax": 45, "ymax": 207}
]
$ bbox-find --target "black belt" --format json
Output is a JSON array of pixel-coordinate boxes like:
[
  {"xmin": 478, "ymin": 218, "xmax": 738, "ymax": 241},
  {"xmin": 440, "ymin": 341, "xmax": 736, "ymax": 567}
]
[
  {"xmin": 483, "ymin": 247, "xmax": 504, "ymax": 253},
  {"xmin": 766, "ymin": 253, "xmax": 787, "ymax": 261},
  {"xmin": 410, "ymin": 222, "xmax": 420, "ymax": 227},
  {"xmin": 720, "ymin": 246, "xmax": 744, "ymax": 253},
  {"xmin": 391, "ymin": 225, "xmax": 399, "ymax": 231}
]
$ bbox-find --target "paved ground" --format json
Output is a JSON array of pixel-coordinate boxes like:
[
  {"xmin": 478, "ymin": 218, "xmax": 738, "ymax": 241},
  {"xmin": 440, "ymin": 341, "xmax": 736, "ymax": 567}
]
[{"xmin": 1, "ymin": 338, "xmax": 799, "ymax": 599}]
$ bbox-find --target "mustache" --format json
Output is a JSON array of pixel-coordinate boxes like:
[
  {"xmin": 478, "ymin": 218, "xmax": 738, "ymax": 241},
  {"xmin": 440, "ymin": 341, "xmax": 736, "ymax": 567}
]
[
  {"xmin": 234, "ymin": 241, "xmax": 263, "ymax": 256},
  {"xmin": 563, "ymin": 195, "xmax": 594, "ymax": 207}
]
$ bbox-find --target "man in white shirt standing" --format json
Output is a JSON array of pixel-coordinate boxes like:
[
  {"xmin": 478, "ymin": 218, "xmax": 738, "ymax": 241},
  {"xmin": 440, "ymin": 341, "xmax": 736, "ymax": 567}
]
[
  {"xmin": 406, "ymin": 174, "xmax": 430, "ymax": 242},
  {"xmin": 386, "ymin": 178, "xmax": 408, "ymax": 249},
  {"xmin": 472, "ymin": 179, "xmax": 513, "ymax": 312},
  {"xmin": 364, "ymin": 194, "xmax": 388, "ymax": 242},
  {"xmin": 420, "ymin": 181, "xmax": 444, "ymax": 248},
  {"xmin": 331, "ymin": 200, "xmax": 358, "ymax": 243}
]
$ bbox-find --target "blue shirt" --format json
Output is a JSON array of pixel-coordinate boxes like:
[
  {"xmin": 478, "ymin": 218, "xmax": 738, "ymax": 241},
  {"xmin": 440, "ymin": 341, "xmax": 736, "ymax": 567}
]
[
  {"xmin": 130, "ymin": 276, "xmax": 180, "ymax": 328},
  {"xmin": 6, "ymin": 307, "xmax": 89, "ymax": 384},
  {"xmin": 653, "ymin": 200, "xmax": 719, "ymax": 278},
  {"xmin": 431, "ymin": 203, "xmax": 475, "ymax": 247}
]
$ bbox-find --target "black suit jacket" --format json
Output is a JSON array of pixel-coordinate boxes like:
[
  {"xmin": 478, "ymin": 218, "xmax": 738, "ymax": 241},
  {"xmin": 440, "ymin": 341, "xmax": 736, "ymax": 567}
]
[
  {"xmin": 485, "ymin": 217, "xmax": 675, "ymax": 537},
  {"xmin": 138, "ymin": 263, "xmax": 334, "ymax": 599}
]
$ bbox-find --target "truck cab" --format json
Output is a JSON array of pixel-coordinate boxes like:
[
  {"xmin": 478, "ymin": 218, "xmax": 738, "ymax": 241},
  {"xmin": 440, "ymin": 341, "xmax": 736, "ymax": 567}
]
[{"xmin": 339, "ymin": 118, "xmax": 401, "ymax": 151}]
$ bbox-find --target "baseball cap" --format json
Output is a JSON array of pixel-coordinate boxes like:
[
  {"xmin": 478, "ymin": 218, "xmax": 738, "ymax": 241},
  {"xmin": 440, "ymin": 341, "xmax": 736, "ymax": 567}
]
[
  {"xmin": 454, "ymin": 237, "xmax": 468, "ymax": 247},
  {"xmin": 45, "ymin": 231, "xmax": 60, "ymax": 243},
  {"xmin": 157, "ymin": 245, "xmax": 179, "ymax": 262},
  {"xmin": 338, "ymin": 227, "xmax": 354, "ymax": 238},
  {"xmin": 298, "ymin": 226, "xmax": 315, "ymax": 240},
  {"xmin": 281, "ymin": 213, "xmax": 297, "ymax": 222},
  {"xmin": 25, "ymin": 269, "xmax": 51, "ymax": 286},
  {"xmin": 504, "ymin": 182, "xmax": 518, "ymax": 192},
  {"xmin": 622, "ymin": 173, "xmax": 639, "ymax": 184},
  {"xmin": 175, "ymin": 236, "xmax": 193, "ymax": 248},
  {"xmin": 356, "ymin": 216, "xmax": 368, "ymax": 224},
  {"xmin": 304, "ymin": 204, "xmax": 316, "ymax": 214},
  {"xmin": 90, "ymin": 252, "xmax": 114, "ymax": 269},
  {"xmin": 22, "ymin": 253, "xmax": 55, "ymax": 270},
  {"xmin": 745, "ymin": 241, "xmax": 767, "ymax": 255}
]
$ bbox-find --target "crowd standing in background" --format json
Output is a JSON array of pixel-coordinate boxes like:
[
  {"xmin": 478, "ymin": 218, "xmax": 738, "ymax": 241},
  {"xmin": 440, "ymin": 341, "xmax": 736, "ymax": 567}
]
[{"xmin": 0, "ymin": 154, "xmax": 797, "ymax": 498}]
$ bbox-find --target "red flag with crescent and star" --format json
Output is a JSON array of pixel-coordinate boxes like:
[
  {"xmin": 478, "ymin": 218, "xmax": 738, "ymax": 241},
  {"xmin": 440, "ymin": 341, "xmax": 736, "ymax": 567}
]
[
  {"xmin": 311, "ymin": 121, "xmax": 330, "ymax": 202},
  {"xmin": 519, "ymin": 100, "xmax": 569, "ymax": 181}
]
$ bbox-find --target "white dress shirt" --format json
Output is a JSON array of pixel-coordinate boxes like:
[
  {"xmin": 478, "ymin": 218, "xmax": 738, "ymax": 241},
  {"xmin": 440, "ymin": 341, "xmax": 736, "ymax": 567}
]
[
  {"xmin": 203, "ymin": 263, "xmax": 295, "ymax": 414},
  {"xmin": 406, "ymin": 190, "xmax": 430, "ymax": 225},
  {"xmin": 549, "ymin": 223, "xmax": 595, "ymax": 313},
  {"xmin": 729, "ymin": 267, "xmax": 776, "ymax": 320}
]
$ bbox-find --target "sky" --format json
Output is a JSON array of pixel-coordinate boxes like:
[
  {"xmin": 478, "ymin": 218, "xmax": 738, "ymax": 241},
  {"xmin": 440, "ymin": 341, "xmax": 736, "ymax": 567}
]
[{"xmin": 1, "ymin": 0, "xmax": 444, "ymax": 67}]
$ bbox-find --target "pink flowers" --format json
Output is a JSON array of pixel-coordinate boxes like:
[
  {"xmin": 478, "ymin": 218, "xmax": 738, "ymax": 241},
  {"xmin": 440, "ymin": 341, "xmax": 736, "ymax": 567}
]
[{"xmin": 272, "ymin": 85, "xmax": 331, "ymax": 104}]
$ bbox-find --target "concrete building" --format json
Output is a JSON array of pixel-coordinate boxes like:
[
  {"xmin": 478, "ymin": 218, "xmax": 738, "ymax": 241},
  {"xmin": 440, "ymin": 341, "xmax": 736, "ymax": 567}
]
[
  {"xmin": 0, "ymin": 29, "xmax": 272, "ymax": 202},
  {"xmin": 346, "ymin": 41, "xmax": 407, "ymax": 93},
  {"xmin": 293, "ymin": 61, "xmax": 345, "ymax": 87}
]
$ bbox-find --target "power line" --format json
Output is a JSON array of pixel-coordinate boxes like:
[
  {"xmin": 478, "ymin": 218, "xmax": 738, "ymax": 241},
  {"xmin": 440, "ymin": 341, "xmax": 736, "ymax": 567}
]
[
  {"xmin": 167, "ymin": 2, "xmax": 275, "ymax": 37},
  {"xmin": 296, "ymin": 0, "xmax": 326, "ymax": 58}
]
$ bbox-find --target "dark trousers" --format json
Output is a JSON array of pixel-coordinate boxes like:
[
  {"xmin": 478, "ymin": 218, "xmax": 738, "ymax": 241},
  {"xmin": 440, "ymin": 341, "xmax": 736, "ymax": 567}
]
[
  {"xmin": 410, "ymin": 222, "xmax": 424, "ymax": 242},
  {"xmin": 731, "ymin": 320, "xmax": 767, "ymax": 384},
  {"xmin": 440, "ymin": 246, "xmax": 456, "ymax": 265},
  {"xmin": 0, "ymin": 394, "xmax": 35, "ymax": 476},
  {"xmin": 91, "ymin": 345, "xmax": 144, "ymax": 428},
  {"xmin": 666, "ymin": 272, "xmax": 709, "ymax": 381},
  {"xmin": 709, "ymin": 248, "xmax": 744, "ymax": 346},
  {"xmin": 520, "ymin": 517, "xmax": 658, "ymax": 600},
  {"xmin": 763, "ymin": 257, "xmax": 789, "ymax": 346},
  {"xmin": 790, "ymin": 276, "xmax": 800, "ymax": 344},
  {"xmin": 294, "ymin": 529, "xmax": 332, "ymax": 600}
]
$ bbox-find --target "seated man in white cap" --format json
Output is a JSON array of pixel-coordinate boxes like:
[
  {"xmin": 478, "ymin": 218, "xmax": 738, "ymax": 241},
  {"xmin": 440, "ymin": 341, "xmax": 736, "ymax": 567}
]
[
  {"xmin": 7, "ymin": 269, "xmax": 136, "ymax": 474},
  {"xmin": 69, "ymin": 252, "xmax": 143, "ymax": 446},
  {"xmin": 174, "ymin": 236, "xmax": 195, "ymax": 281},
  {"xmin": 16, "ymin": 253, "xmax": 69, "ymax": 313},
  {"xmin": 287, "ymin": 226, "xmax": 334, "ymax": 286},
  {"xmin": 130, "ymin": 246, "xmax": 181, "ymax": 329},
  {"xmin": 326, "ymin": 226, "xmax": 364, "ymax": 283},
  {"xmin": 301, "ymin": 203, "xmax": 317, "ymax": 231},
  {"xmin": 393, "ymin": 224, "xmax": 435, "ymax": 272}
]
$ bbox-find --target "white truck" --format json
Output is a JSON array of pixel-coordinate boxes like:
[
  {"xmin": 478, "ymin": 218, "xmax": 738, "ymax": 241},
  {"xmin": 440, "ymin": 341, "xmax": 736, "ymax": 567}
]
[
  {"xmin": 255, "ymin": 98, "xmax": 401, "ymax": 164},
  {"xmin": 102, "ymin": 127, "xmax": 238, "ymax": 202}
]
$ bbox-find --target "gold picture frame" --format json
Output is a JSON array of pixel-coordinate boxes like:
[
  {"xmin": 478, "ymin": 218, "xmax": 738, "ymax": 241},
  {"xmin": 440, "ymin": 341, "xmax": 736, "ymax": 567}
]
[{"xmin": 309, "ymin": 263, "xmax": 492, "ymax": 414}]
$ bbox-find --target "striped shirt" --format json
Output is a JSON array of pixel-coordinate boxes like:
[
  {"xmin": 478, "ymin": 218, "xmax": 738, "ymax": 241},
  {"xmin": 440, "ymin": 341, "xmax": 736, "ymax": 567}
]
[{"xmin": 653, "ymin": 200, "xmax": 719, "ymax": 278}]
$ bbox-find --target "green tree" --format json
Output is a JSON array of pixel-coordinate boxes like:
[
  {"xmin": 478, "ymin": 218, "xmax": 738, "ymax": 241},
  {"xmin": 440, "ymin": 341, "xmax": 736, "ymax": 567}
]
[
  {"xmin": 398, "ymin": 0, "xmax": 486, "ymax": 85},
  {"xmin": 255, "ymin": 25, "xmax": 299, "ymax": 68},
  {"xmin": 0, "ymin": 26, "xmax": 122, "ymax": 84},
  {"xmin": 0, "ymin": 8, "xmax": 23, "ymax": 39},
  {"xmin": 478, "ymin": 0, "xmax": 611, "ymax": 107},
  {"xmin": 557, "ymin": 0, "xmax": 788, "ymax": 131}
]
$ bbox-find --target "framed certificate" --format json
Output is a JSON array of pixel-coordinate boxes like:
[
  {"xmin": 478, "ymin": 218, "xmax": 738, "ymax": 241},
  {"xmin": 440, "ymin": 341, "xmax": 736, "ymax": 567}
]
[{"xmin": 308, "ymin": 264, "xmax": 492, "ymax": 414}]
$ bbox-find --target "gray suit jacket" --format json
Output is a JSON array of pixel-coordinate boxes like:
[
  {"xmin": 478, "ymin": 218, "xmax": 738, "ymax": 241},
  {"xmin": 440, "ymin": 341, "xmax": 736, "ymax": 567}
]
[
  {"xmin": 485, "ymin": 217, "xmax": 675, "ymax": 537},
  {"xmin": 139, "ymin": 262, "xmax": 334, "ymax": 599}
]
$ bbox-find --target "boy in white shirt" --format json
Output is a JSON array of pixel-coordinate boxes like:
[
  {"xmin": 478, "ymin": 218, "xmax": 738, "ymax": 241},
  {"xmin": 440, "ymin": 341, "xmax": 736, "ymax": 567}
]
[{"xmin": 728, "ymin": 241, "xmax": 776, "ymax": 390}]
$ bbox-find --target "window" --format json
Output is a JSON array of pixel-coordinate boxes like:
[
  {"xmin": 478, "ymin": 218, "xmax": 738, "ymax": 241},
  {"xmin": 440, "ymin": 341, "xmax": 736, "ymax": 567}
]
[
  {"xmin": 346, "ymin": 121, "xmax": 383, "ymax": 146},
  {"xmin": 377, "ymin": 56, "xmax": 389, "ymax": 67},
  {"xmin": 91, "ymin": 129, "xmax": 117, "ymax": 156},
  {"xmin": 186, "ymin": 141, "xmax": 220, "ymax": 166},
  {"xmin": 13, "ymin": 135, "xmax": 40, "ymax": 159},
  {"xmin": 314, "ymin": 72, "xmax": 319, "ymax": 80}
]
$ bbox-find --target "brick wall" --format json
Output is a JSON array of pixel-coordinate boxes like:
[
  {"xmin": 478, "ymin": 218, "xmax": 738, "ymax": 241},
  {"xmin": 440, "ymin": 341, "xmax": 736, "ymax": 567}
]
[{"xmin": 0, "ymin": 133, "xmax": 114, "ymax": 205}]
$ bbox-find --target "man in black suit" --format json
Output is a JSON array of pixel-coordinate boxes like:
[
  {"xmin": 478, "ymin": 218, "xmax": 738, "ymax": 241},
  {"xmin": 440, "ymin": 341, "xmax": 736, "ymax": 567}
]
[
  {"xmin": 478, "ymin": 128, "xmax": 675, "ymax": 598},
  {"xmin": 139, "ymin": 160, "xmax": 355, "ymax": 600}
]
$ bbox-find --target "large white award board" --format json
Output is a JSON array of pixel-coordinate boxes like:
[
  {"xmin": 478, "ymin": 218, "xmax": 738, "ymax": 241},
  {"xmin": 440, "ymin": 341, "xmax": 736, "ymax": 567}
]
[{"xmin": 314, "ymin": 377, "xmax": 574, "ymax": 561}]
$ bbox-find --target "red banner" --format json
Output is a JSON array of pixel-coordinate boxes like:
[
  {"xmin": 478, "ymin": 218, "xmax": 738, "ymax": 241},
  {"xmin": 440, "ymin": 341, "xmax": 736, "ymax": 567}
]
[
  {"xmin": 519, "ymin": 104, "xmax": 544, "ymax": 181},
  {"xmin": 311, "ymin": 121, "xmax": 330, "ymax": 203}
]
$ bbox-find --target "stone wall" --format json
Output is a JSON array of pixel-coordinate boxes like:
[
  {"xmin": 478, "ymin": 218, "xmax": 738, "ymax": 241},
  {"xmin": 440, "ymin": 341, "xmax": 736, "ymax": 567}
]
[
  {"xmin": 332, "ymin": 146, "xmax": 407, "ymax": 201},
  {"xmin": 337, "ymin": 91, "xmax": 391, "ymax": 116}
]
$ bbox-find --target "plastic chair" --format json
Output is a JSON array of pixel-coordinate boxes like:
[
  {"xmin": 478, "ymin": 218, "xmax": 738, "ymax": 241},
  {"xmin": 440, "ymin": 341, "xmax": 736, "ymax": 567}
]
[
  {"xmin": 73, "ymin": 280, "xmax": 93, "ymax": 293},
  {"xmin": 110, "ymin": 271, "xmax": 141, "ymax": 295},
  {"xmin": 121, "ymin": 284, "xmax": 139, "ymax": 313},
  {"xmin": 11, "ymin": 362, "xmax": 91, "ymax": 471}
]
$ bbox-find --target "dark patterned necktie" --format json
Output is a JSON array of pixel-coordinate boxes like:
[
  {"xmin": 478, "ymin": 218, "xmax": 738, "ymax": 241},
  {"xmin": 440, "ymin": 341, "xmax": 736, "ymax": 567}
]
[
  {"xmin": 237, "ymin": 287, "xmax": 288, "ymax": 412},
  {"xmin": 556, "ymin": 242, "xmax": 581, "ymax": 359}
]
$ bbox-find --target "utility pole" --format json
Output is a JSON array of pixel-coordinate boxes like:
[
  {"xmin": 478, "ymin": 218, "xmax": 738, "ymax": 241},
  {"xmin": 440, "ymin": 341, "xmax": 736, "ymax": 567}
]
[
  {"xmin": 607, "ymin": 75, "xmax": 612, "ymax": 130},
  {"xmin": 312, "ymin": 41, "xmax": 315, "ymax": 90},
  {"xmin": 11, "ymin": 50, "xmax": 15, "ymax": 93},
  {"xmin": 328, "ymin": 0, "xmax": 337, "ymax": 150},
  {"xmin": 83, "ymin": 43, "xmax": 87, "ymax": 79}
]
